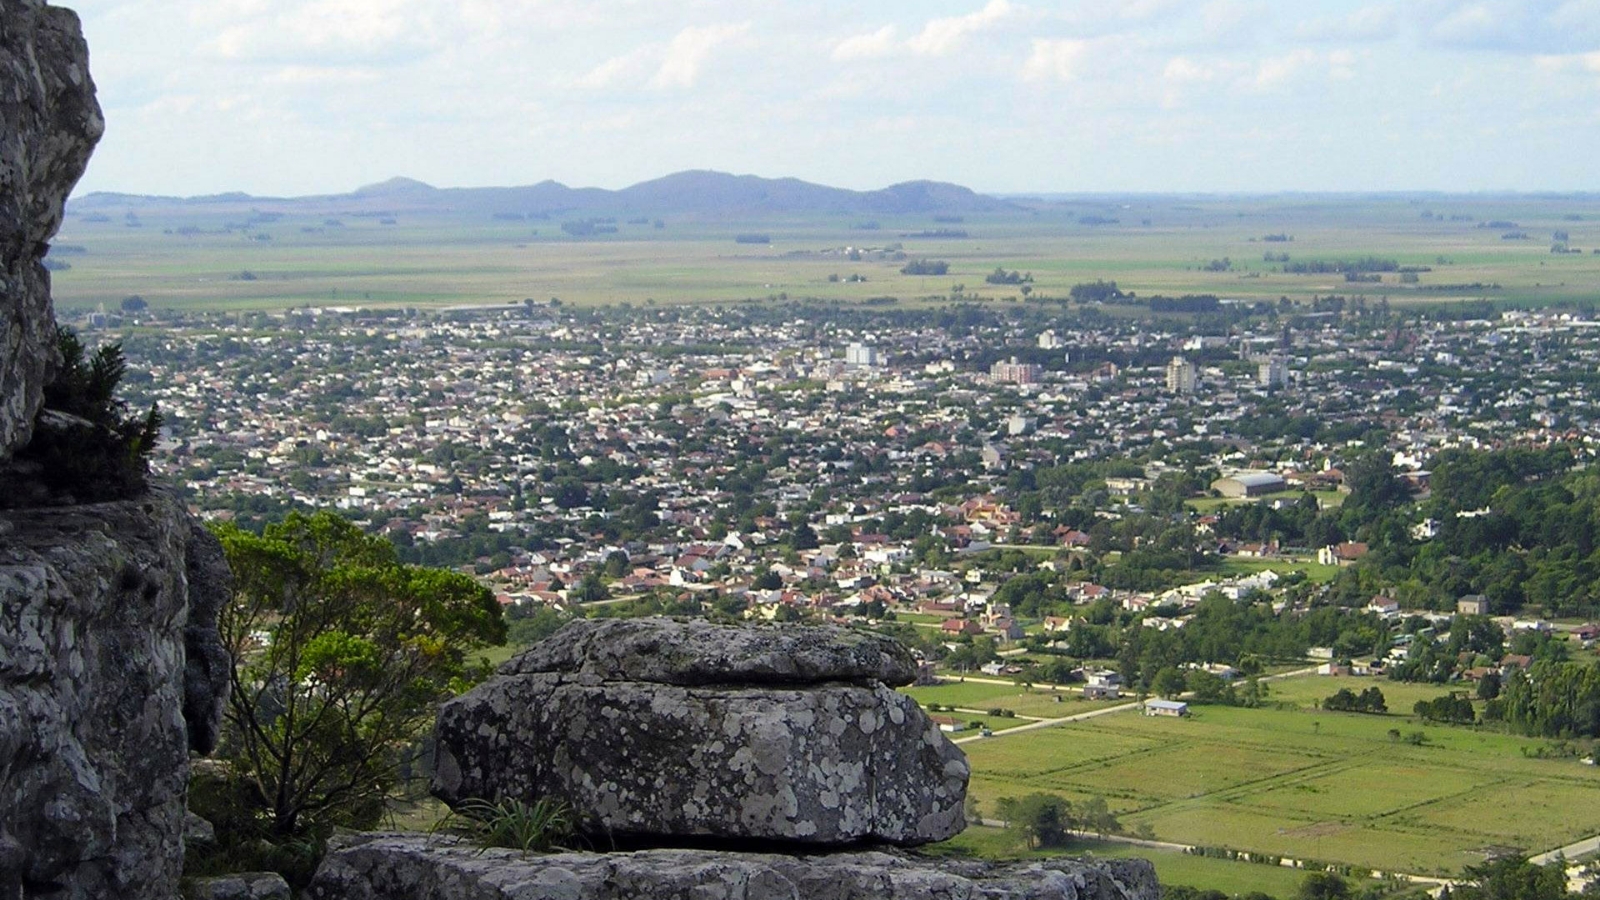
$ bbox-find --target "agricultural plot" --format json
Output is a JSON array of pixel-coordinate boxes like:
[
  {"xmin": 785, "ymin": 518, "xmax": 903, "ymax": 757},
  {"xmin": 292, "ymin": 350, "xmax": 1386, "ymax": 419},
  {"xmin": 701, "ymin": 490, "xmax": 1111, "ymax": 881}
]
[
  {"xmin": 904, "ymin": 681, "xmax": 1129, "ymax": 719},
  {"xmin": 958, "ymin": 680, "xmax": 1600, "ymax": 876},
  {"xmin": 938, "ymin": 825, "xmax": 1337, "ymax": 897},
  {"xmin": 48, "ymin": 194, "xmax": 1600, "ymax": 314}
]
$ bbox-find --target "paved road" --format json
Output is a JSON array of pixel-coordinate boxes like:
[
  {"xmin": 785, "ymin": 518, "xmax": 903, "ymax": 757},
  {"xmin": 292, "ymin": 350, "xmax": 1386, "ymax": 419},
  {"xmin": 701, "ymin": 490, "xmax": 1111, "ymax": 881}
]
[
  {"xmin": 950, "ymin": 663, "xmax": 1479, "ymax": 892},
  {"xmin": 1531, "ymin": 834, "xmax": 1600, "ymax": 865},
  {"xmin": 949, "ymin": 665, "xmax": 1322, "ymax": 746},
  {"xmin": 952, "ymin": 700, "xmax": 1140, "ymax": 744}
]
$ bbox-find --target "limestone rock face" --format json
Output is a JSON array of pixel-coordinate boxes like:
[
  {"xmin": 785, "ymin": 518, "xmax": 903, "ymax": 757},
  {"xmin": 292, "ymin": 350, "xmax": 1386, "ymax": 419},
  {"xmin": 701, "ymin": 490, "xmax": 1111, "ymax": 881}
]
[
  {"xmin": 0, "ymin": 493, "xmax": 230, "ymax": 899},
  {"xmin": 310, "ymin": 833, "xmax": 1161, "ymax": 900},
  {"xmin": 0, "ymin": 0, "xmax": 104, "ymax": 460},
  {"xmin": 433, "ymin": 619, "xmax": 968, "ymax": 847}
]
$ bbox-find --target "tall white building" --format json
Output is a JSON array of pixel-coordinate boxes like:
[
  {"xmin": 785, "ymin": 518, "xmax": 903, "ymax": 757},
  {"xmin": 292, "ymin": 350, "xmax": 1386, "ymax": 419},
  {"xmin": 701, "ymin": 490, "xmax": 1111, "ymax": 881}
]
[
  {"xmin": 844, "ymin": 342, "xmax": 880, "ymax": 367},
  {"xmin": 1258, "ymin": 353, "xmax": 1289, "ymax": 388},
  {"xmin": 1038, "ymin": 330, "xmax": 1064, "ymax": 350},
  {"xmin": 1166, "ymin": 356, "xmax": 1198, "ymax": 394}
]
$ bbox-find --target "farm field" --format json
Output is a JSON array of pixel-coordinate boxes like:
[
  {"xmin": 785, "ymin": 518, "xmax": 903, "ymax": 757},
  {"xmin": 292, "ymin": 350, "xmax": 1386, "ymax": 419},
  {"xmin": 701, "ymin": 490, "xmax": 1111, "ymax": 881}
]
[
  {"xmin": 953, "ymin": 677, "xmax": 1600, "ymax": 877},
  {"xmin": 48, "ymin": 193, "xmax": 1600, "ymax": 314},
  {"xmin": 932, "ymin": 825, "xmax": 1346, "ymax": 897},
  {"xmin": 904, "ymin": 680, "xmax": 1128, "ymax": 720}
]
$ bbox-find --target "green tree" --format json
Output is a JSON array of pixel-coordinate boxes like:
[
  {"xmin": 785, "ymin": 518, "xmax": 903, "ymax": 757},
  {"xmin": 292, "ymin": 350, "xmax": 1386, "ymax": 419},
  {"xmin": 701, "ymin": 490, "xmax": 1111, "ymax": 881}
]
[
  {"xmin": 997, "ymin": 793, "xmax": 1073, "ymax": 848},
  {"xmin": 574, "ymin": 571, "xmax": 611, "ymax": 603},
  {"xmin": 1151, "ymin": 666, "xmax": 1187, "ymax": 699},
  {"xmin": 1297, "ymin": 872, "xmax": 1351, "ymax": 900},
  {"xmin": 210, "ymin": 511, "xmax": 506, "ymax": 840},
  {"xmin": 1455, "ymin": 857, "xmax": 1570, "ymax": 900}
]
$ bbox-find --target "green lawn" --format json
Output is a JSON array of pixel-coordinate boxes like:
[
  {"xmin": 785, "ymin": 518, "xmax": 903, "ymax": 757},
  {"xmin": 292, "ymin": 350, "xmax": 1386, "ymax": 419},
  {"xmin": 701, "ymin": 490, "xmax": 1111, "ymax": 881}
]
[
  {"xmin": 1217, "ymin": 557, "xmax": 1343, "ymax": 584},
  {"xmin": 958, "ymin": 681, "xmax": 1600, "ymax": 876}
]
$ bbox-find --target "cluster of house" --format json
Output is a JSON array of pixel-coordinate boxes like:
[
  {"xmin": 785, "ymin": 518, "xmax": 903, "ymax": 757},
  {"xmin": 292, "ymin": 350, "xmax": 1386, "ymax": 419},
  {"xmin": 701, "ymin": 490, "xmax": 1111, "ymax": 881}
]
[{"xmin": 96, "ymin": 303, "xmax": 1600, "ymax": 633}]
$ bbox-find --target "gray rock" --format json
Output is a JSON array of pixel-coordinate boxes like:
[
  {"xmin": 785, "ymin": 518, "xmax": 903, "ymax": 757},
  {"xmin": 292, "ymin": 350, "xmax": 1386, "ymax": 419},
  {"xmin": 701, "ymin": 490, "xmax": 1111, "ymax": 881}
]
[
  {"xmin": 434, "ymin": 619, "xmax": 967, "ymax": 847},
  {"xmin": 184, "ymin": 872, "xmax": 291, "ymax": 900},
  {"xmin": 0, "ymin": 493, "xmax": 224, "ymax": 900},
  {"xmin": 184, "ymin": 811, "xmax": 217, "ymax": 850},
  {"xmin": 504, "ymin": 618, "xmax": 918, "ymax": 686},
  {"xmin": 183, "ymin": 519, "xmax": 232, "ymax": 754},
  {"xmin": 309, "ymin": 833, "xmax": 1161, "ymax": 900},
  {"xmin": 0, "ymin": 0, "xmax": 104, "ymax": 460}
]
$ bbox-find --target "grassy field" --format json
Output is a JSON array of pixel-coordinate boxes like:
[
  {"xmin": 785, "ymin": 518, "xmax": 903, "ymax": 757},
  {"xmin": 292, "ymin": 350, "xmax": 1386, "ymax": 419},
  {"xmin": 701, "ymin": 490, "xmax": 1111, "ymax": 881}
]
[
  {"xmin": 49, "ymin": 194, "xmax": 1600, "ymax": 313},
  {"xmin": 957, "ymin": 677, "xmax": 1600, "ymax": 877},
  {"xmin": 904, "ymin": 680, "xmax": 1129, "ymax": 719},
  {"xmin": 1216, "ymin": 557, "xmax": 1344, "ymax": 584},
  {"xmin": 931, "ymin": 825, "xmax": 1359, "ymax": 897}
]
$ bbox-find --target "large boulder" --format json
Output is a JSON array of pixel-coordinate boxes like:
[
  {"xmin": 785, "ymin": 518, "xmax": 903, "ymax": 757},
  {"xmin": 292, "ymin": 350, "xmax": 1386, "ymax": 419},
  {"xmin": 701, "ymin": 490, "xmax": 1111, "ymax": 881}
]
[
  {"xmin": 0, "ymin": 0, "xmax": 104, "ymax": 461},
  {"xmin": 433, "ymin": 619, "xmax": 968, "ymax": 847},
  {"xmin": 0, "ymin": 492, "xmax": 230, "ymax": 899},
  {"xmin": 310, "ymin": 832, "xmax": 1161, "ymax": 900}
]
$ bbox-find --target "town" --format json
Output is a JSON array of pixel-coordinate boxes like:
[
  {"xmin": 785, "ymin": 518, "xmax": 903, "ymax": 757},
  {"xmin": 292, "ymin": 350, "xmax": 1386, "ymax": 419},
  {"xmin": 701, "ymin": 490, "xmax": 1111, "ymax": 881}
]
[{"xmin": 100, "ymin": 297, "xmax": 1599, "ymax": 631}]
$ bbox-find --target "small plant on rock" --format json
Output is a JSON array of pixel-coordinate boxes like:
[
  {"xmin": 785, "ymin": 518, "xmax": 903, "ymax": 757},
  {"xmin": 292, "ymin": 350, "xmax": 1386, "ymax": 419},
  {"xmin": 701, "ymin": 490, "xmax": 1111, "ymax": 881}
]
[
  {"xmin": 7, "ymin": 327, "xmax": 161, "ymax": 503},
  {"xmin": 440, "ymin": 797, "xmax": 574, "ymax": 853}
]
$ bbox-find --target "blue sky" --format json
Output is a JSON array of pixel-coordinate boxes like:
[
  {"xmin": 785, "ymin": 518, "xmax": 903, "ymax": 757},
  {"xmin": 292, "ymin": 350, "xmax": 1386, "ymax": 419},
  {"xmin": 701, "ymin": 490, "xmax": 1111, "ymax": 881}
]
[{"xmin": 64, "ymin": 0, "xmax": 1600, "ymax": 196}]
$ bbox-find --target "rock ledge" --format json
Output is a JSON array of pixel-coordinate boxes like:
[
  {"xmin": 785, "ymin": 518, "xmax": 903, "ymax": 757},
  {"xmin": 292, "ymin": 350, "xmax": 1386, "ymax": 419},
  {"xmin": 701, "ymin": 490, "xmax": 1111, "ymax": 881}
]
[
  {"xmin": 433, "ymin": 618, "xmax": 967, "ymax": 847},
  {"xmin": 309, "ymin": 833, "xmax": 1161, "ymax": 900}
]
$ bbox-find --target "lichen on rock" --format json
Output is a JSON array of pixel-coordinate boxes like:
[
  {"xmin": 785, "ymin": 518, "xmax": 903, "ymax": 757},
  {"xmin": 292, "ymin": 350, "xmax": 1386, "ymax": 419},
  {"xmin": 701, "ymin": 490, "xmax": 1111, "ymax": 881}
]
[
  {"xmin": 433, "ymin": 618, "xmax": 969, "ymax": 848},
  {"xmin": 0, "ymin": 0, "xmax": 105, "ymax": 461},
  {"xmin": 309, "ymin": 832, "xmax": 1163, "ymax": 900},
  {"xmin": 0, "ymin": 493, "xmax": 230, "ymax": 899}
]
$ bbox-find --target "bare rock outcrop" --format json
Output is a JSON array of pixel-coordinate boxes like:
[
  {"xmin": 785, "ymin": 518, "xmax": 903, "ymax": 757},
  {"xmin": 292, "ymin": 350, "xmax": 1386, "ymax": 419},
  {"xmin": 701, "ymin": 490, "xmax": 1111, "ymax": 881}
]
[
  {"xmin": 432, "ymin": 619, "xmax": 969, "ymax": 847},
  {"xmin": 0, "ymin": 493, "xmax": 230, "ymax": 899},
  {"xmin": 0, "ymin": 0, "xmax": 104, "ymax": 460},
  {"xmin": 310, "ymin": 833, "xmax": 1161, "ymax": 900}
]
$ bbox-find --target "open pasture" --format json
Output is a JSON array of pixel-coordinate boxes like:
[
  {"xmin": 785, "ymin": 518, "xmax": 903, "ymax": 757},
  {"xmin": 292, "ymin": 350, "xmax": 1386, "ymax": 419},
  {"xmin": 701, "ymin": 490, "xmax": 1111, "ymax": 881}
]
[
  {"xmin": 959, "ymin": 687, "xmax": 1600, "ymax": 876},
  {"xmin": 936, "ymin": 825, "xmax": 1345, "ymax": 897},
  {"xmin": 904, "ymin": 681, "xmax": 1128, "ymax": 719},
  {"xmin": 49, "ymin": 194, "xmax": 1600, "ymax": 313}
]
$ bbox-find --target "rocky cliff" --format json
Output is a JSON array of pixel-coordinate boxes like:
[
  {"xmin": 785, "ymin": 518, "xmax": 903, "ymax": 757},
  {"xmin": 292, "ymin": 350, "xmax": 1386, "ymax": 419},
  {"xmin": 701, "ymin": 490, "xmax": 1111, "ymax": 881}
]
[
  {"xmin": 0, "ymin": 493, "xmax": 231, "ymax": 899},
  {"xmin": 0, "ymin": 0, "xmax": 103, "ymax": 459},
  {"xmin": 1, "ymin": 4, "xmax": 232, "ymax": 899}
]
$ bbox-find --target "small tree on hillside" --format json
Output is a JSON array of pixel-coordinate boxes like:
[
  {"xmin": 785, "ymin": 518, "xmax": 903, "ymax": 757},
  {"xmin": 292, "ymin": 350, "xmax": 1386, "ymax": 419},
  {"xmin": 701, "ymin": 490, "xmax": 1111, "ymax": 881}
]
[{"xmin": 208, "ymin": 511, "xmax": 506, "ymax": 841}]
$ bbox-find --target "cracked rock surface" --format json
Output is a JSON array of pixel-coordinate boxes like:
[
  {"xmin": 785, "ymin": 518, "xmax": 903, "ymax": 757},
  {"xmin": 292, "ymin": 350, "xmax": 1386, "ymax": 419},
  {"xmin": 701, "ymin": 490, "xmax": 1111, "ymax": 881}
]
[
  {"xmin": 1, "ymin": 0, "xmax": 103, "ymax": 460},
  {"xmin": 433, "ymin": 618, "xmax": 968, "ymax": 847},
  {"xmin": 0, "ymin": 493, "xmax": 229, "ymax": 899},
  {"xmin": 310, "ymin": 833, "xmax": 1162, "ymax": 900}
]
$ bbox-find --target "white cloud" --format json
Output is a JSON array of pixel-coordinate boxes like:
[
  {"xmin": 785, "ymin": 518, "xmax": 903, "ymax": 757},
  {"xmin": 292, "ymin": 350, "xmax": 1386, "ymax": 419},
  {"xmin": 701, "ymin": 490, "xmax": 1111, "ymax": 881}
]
[
  {"xmin": 203, "ymin": 0, "xmax": 442, "ymax": 64},
  {"xmin": 832, "ymin": 25, "xmax": 899, "ymax": 62},
  {"xmin": 650, "ymin": 23, "xmax": 749, "ymax": 90},
  {"xmin": 1294, "ymin": 4, "xmax": 1398, "ymax": 42},
  {"xmin": 264, "ymin": 65, "xmax": 384, "ymax": 87},
  {"xmin": 1329, "ymin": 49, "xmax": 1358, "ymax": 80},
  {"xmin": 1254, "ymin": 48, "xmax": 1320, "ymax": 88},
  {"xmin": 1199, "ymin": 0, "xmax": 1269, "ymax": 44},
  {"xmin": 577, "ymin": 45, "xmax": 657, "ymax": 90},
  {"xmin": 907, "ymin": 0, "xmax": 1014, "ymax": 57},
  {"xmin": 1533, "ymin": 50, "xmax": 1600, "ymax": 72},
  {"xmin": 1164, "ymin": 56, "xmax": 1222, "ymax": 84},
  {"xmin": 1022, "ymin": 38, "xmax": 1092, "ymax": 82},
  {"xmin": 1430, "ymin": 2, "xmax": 1500, "ymax": 44}
]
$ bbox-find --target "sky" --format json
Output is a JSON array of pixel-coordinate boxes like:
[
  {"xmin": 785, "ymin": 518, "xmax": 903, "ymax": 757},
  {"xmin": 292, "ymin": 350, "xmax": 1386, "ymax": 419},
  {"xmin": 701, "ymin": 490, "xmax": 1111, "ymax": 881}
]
[{"xmin": 62, "ymin": 0, "xmax": 1600, "ymax": 197}]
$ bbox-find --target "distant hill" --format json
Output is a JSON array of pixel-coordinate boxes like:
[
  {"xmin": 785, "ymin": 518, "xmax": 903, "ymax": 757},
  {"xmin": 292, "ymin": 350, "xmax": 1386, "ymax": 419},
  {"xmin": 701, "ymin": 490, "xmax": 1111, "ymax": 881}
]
[{"xmin": 71, "ymin": 170, "xmax": 1017, "ymax": 218}]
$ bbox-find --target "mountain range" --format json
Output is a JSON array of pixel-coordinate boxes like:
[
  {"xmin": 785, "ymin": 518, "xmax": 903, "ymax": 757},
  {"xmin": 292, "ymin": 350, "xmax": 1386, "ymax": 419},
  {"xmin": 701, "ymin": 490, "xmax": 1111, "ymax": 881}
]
[{"xmin": 72, "ymin": 170, "xmax": 1017, "ymax": 218}]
